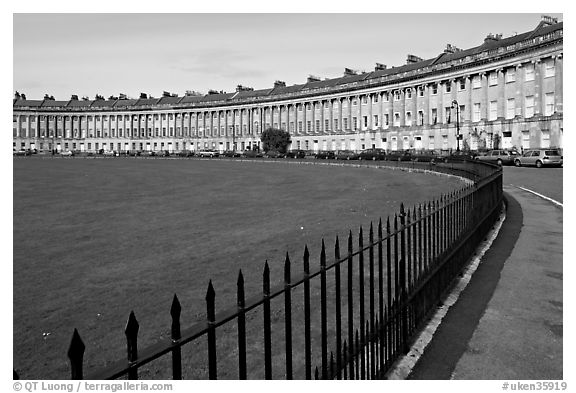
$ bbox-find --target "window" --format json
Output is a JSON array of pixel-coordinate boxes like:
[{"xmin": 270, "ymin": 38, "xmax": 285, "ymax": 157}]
[
  {"xmin": 363, "ymin": 116, "xmax": 368, "ymax": 128},
  {"xmin": 445, "ymin": 107, "xmax": 451, "ymax": 124},
  {"xmin": 307, "ymin": 121, "xmax": 311, "ymax": 132},
  {"xmin": 393, "ymin": 113, "xmax": 400, "ymax": 127},
  {"xmin": 383, "ymin": 92, "xmax": 389, "ymax": 102},
  {"xmin": 522, "ymin": 131, "xmax": 530, "ymax": 149},
  {"xmin": 506, "ymin": 99, "xmax": 515, "ymax": 119},
  {"xmin": 431, "ymin": 84, "xmax": 438, "ymax": 95},
  {"xmin": 343, "ymin": 118, "xmax": 349, "ymax": 130},
  {"xmin": 431, "ymin": 108, "xmax": 437, "ymax": 125},
  {"xmin": 394, "ymin": 91, "xmax": 400, "ymax": 100},
  {"xmin": 541, "ymin": 130, "xmax": 550, "ymax": 148},
  {"xmin": 334, "ymin": 119, "xmax": 339, "ymax": 130},
  {"xmin": 373, "ymin": 115, "xmax": 378, "ymax": 127},
  {"xmin": 525, "ymin": 95, "xmax": 535, "ymax": 118},
  {"xmin": 373, "ymin": 95, "xmax": 379, "ymax": 103},
  {"xmin": 445, "ymin": 83, "xmax": 451, "ymax": 93},
  {"xmin": 489, "ymin": 101, "xmax": 497, "ymax": 120},
  {"xmin": 406, "ymin": 89, "xmax": 412, "ymax": 99},
  {"xmin": 405, "ymin": 111, "xmax": 412, "ymax": 126},
  {"xmin": 459, "ymin": 79, "xmax": 466, "ymax": 90},
  {"xmin": 506, "ymin": 68, "xmax": 516, "ymax": 83},
  {"xmin": 473, "ymin": 103, "xmax": 481, "ymax": 122},
  {"xmin": 315, "ymin": 120, "xmax": 320, "ymax": 131},
  {"xmin": 489, "ymin": 72, "xmax": 498, "ymax": 86},
  {"xmin": 384, "ymin": 114, "xmax": 389, "ymax": 126},
  {"xmin": 545, "ymin": 60, "xmax": 555, "ymax": 78},
  {"xmin": 472, "ymin": 75, "xmax": 481, "ymax": 89},
  {"xmin": 352, "ymin": 99, "xmax": 358, "ymax": 106},
  {"xmin": 419, "ymin": 86, "xmax": 425, "ymax": 96},
  {"xmin": 362, "ymin": 96, "xmax": 368, "ymax": 104},
  {"xmin": 525, "ymin": 64, "xmax": 535, "ymax": 81},
  {"xmin": 352, "ymin": 117, "xmax": 358, "ymax": 130},
  {"xmin": 545, "ymin": 93, "xmax": 554, "ymax": 116},
  {"xmin": 298, "ymin": 121, "xmax": 303, "ymax": 132},
  {"xmin": 418, "ymin": 110, "xmax": 424, "ymax": 125}
]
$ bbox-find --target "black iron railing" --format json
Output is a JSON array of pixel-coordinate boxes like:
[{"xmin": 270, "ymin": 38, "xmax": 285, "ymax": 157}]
[{"xmin": 15, "ymin": 158, "xmax": 503, "ymax": 380}]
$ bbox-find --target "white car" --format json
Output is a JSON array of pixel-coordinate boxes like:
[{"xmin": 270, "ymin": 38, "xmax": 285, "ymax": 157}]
[
  {"xmin": 197, "ymin": 150, "xmax": 219, "ymax": 158},
  {"xmin": 60, "ymin": 150, "xmax": 74, "ymax": 157}
]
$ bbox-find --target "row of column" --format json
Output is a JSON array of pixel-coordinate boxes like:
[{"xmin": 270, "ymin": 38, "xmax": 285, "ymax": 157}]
[{"xmin": 14, "ymin": 56, "xmax": 562, "ymax": 140}]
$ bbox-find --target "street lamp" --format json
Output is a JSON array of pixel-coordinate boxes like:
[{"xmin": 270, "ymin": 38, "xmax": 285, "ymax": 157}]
[{"xmin": 451, "ymin": 100, "xmax": 460, "ymax": 152}]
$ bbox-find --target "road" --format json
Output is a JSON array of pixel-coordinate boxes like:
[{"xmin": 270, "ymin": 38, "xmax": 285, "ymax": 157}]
[{"xmin": 502, "ymin": 166, "xmax": 563, "ymax": 203}]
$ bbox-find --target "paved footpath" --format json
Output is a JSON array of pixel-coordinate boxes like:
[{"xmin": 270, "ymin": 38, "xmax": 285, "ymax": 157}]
[{"xmin": 409, "ymin": 185, "xmax": 563, "ymax": 380}]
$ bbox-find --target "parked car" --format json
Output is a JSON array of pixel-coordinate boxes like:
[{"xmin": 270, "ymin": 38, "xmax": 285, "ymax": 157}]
[
  {"xmin": 315, "ymin": 150, "xmax": 336, "ymax": 159},
  {"xmin": 197, "ymin": 149, "xmax": 219, "ymax": 158},
  {"xmin": 285, "ymin": 150, "xmax": 307, "ymax": 159},
  {"xmin": 157, "ymin": 150, "xmax": 172, "ymax": 157},
  {"xmin": 386, "ymin": 151, "xmax": 413, "ymax": 161},
  {"xmin": 242, "ymin": 150, "xmax": 263, "ymax": 158},
  {"xmin": 14, "ymin": 149, "xmax": 31, "ymax": 156},
  {"xmin": 335, "ymin": 150, "xmax": 359, "ymax": 160},
  {"xmin": 358, "ymin": 148, "xmax": 386, "ymax": 161},
  {"xmin": 264, "ymin": 150, "xmax": 286, "ymax": 158},
  {"xmin": 60, "ymin": 150, "xmax": 74, "ymax": 157},
  {"xmin": 178, "ymin": 150, "xmax": 195, "ymax": 157},
  {"xmin": 222, "ymin": 150, "xmax": 241, "ymax": 158},
  {"xmin": 514, "ymin": 149, "xmax": 563, "ymax": 168},
  {"xmin": 140, "ymin": 151, "xmax": 155, "ymax": 157},
  {"xmin": 475, "ymin": 149, "xmax": 518, "ymax": 166}
]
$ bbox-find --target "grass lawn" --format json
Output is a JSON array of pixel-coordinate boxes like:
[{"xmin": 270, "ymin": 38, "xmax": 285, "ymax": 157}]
[{"xmin": 13, "ymin": 157, "xmax": 463, "ymax": 379}]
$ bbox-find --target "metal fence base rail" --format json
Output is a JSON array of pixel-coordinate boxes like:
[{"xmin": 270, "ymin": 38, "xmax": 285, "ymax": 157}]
[{"xmin": 15, "ymin": 160, "xmax": 503, "ymax": 380}]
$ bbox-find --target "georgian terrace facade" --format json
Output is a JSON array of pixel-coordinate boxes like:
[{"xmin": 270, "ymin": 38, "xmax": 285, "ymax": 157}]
[{"xmin": 13, "ymin": 18, "xmax": 563, "ymax": 154}]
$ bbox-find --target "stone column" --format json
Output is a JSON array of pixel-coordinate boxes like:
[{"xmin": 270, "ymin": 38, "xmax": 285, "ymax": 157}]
[
  {"xmin": 534, "ymin": 59, "xmax": 543, "ymax": 115},
  {"xmin": 554, "ymin": 54, "xmax": 563, "ymax": 113}
]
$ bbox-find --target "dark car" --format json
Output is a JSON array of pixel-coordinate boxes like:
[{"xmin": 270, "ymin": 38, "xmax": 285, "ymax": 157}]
[
  {"xmin": 178, "ymin": 150, "xmax": 195, "ymax": 157},
  {"xmin": 241, "ymin": 149, "xmax": 263, "ymax": 158},
  {"xmin": 475, "ymin": 149, "xmax": 518, "ymax": 166},
  {"xmin": 386, "ymin": 151, "xmax": 413, "ymax": 161},
  {"xmin": 222, "ymin": 150, "xmax": 241, "ymax": 158},
  {"xmin": 285, "ymin": 150, "xmax": 307, "ymax": 159},
  {"xmin": 358, "ymin": 148, "xmax": 386, "ymax": 161},
  {"xmin": 335, "ymin": 150, "xmax": 359, "ymax": 160},
  {"xmin": 315, "ymin": 150, "xmax": 336, "ymax": 159},
  {"xmin": 264, "ymin": 150, "xmax": 286, "ymax": 158}
]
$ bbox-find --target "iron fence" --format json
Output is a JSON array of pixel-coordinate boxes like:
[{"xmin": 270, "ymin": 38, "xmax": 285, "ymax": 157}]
[{"xmin": 15, "ymin": 159, "xmax": 503, "ymax": 380}]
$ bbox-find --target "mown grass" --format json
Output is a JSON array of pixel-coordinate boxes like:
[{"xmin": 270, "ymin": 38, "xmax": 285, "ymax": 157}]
[{"xmin": 13, "ymin": 157, "xmax": 462, "ymax": 379}]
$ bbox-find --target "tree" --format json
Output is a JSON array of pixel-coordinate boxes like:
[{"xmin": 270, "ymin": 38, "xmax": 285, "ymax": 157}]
[{"xmin": 260, "ymin": 128, "xmax": 291, "ymax": 153}]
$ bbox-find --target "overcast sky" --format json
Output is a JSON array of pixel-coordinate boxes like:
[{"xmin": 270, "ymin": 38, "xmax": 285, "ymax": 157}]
[{"xmin": 13, "ymin": 13, "xmax": 563, "ymax": 101}]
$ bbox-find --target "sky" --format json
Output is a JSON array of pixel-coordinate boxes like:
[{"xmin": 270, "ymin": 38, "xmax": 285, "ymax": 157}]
[{"xmin": 13, "ymin": 12, "xmax": 564, "ymax": 101}]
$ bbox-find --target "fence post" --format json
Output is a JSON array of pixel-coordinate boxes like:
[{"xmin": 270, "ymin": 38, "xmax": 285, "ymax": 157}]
[
  {"xmin": 263, "ymin": 262, "xmax": 272, "ymax": 380},
  {"xmin": 303, "ymin": 246, "xmax": 312, "ymax": 380},
  {"xmin": 334, "ymin": 236, "xmax": 342, "ymax": 380},
  {"xmin": 206, "ymin": 281, "xmax": 217, "ymax": 380},
  {"xmin": 284, "ymin": 252, "xmax": 293, "ymax": 380},
  {"xmin": 347, "ymin": 231, "xmax": 354, "ymax": 379},
  {"xmin": 125, "ymin": 311, "xmax": 139, "ymax": 380},
  {"xmin": 237, "ymin": 270, "xmax": 247, "ymax": 380},
  {"xmin": 399, "ymin": 204, "xmax": 408, "ymax": 354},
  {"xmin": 358, "ymin": 226, "xmax": 365, "ymax": 380},
  {"xmin": 377, "ymin": 219, "xmax": 385, "ymax": 374},
  {"xmin": 67, "ymin": 328, "xmax": 85, "ymax": 380},
  {"xmin": 170, "ymin": 295, "xmax": 182, "ymax": 380},
  {"xmin": 320, "ymin": 240, "xmax": 328, "ymax": 379},
  {"xmin": 368, "ymin": 223, "xmax": 376, "ymax": 380}
]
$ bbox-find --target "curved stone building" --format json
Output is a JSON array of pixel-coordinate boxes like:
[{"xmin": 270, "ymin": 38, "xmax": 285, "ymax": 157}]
[{"xmin": 13, "ymin": 16, "xmax": 563, "ymax": 154}]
